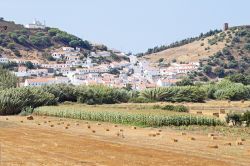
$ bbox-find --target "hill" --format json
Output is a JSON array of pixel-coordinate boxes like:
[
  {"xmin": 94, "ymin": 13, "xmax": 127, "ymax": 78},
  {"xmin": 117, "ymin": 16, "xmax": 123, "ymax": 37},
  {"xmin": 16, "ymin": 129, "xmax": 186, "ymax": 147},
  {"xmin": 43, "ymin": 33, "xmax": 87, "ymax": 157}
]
[
  {"xmin": 141, "ymin": 26, "xmax": 250, "ymax": 82},
  {"xmin": 0, "ymin": 18, "xmax": 126, "ymax": 63}
]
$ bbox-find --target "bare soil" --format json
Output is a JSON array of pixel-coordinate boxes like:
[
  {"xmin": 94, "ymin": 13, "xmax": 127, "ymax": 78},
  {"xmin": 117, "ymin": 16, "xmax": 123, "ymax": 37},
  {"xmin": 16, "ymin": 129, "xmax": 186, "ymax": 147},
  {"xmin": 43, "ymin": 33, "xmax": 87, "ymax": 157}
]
[{"xmin": 0, "ymin": 116, "xmax": 249, "ymax": 166}]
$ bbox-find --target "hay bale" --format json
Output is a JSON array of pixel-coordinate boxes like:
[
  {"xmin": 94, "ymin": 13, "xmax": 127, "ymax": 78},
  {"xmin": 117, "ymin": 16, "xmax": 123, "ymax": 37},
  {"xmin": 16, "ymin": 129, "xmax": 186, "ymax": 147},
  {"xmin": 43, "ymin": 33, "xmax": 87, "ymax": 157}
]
[
  {"xmin": 65, "ymin": 126, "xmax": 68, "ymax": 129},
  {"xmin": 196, "ymin": 111, "xmax": 203, "ymax": 115},
  {"xmin": 66, "ymin": 123, "xmax": 70, "ymax": 127},
  {"xmin": 26, "ymin": 116, "xmax": 34, "ymax": 120},
  {"xmin": 156, "ymin": 132, "xmax": 161, "ymax": 136},
  {"xmin": 59, "ymin": 119, "xmax": 63, "ymax": 121},
  {"xmin": 87, "ymin": 125, "xmax": 91, "ymax": 129},
  {"xmin": 224, "ymin": 142, "xmax": 232, "ymax": 146},
  {"xmin": 48, "ymin": 120, "xmax": 51, "ymax": 123},
  {"xmin": 106, "ymin": 128, "xmax": 110, "ymax": 131},
  {"xmin": 208, "ymin": 145, "xmax": 219, "ymax": 149},
  {"xmin": 173, "ymin": 139, "xmax": 178, "ymax": 142},
  {"xmin": 213, "ymin": 113, "xmax": 219, "ymax": 118},
  {"xmin": 158, "ymin": 130, "xmax": 162, "ymax": 132},
  {"xmin": 236, "ymin": 141, "xmax": 243, "ymax": 145},
  {"xmin": 92, "ymin": 130, "xmax": 96, "ymax": 133},
  {"xmin": 44, "ymin": 121, "xmax": 47, "ymax": 123},
  {"xmin": 181, "ymin": 132, "xmax": 186, "ymax": 136},
  {"xmin": 37, "ymin": 123, "xmax": 41, "ymax": 125},
  {"xmin": 190, "ymin": 137, "xmax": 196, "ymax": 141},
  {"xmin": 97, "ymin": 123, "xmax": 101, "ymax": 126},
  {"xmin": 20, "ymin": 120, "xmax": 23, "ymax": 123},
  {"xmin": 114, "ymin": 125, "xmax": 118, "ymax": 127},
  {"xmin": 119, "ymin": 129, "xmax": 124, "ymax": 132},
  {"xmin": 148, "ymin": 133, "xmax": 156, "ymax": 137},
  {"xmin": 57, "ymin": 123, "xmax": 61, "ymax": 125},
  {"xmin": 5, "ymin": 118, "xmax": 8, "ymax": 120},
  {"xmin": 132, "ymin": 126, "xmax": 137, "ymax": 129},
  {"xmin": 75, "ymin": 123, "xmax": 79, "ymax": 126},
  {"xmin": 50, "ymin": 125, "xmax": 54, "ymax": 127}
]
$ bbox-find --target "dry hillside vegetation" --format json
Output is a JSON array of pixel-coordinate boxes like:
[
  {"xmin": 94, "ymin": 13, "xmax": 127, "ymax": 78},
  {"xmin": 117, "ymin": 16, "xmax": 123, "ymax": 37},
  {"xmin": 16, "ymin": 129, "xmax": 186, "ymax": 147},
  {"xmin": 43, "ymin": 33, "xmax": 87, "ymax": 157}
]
[{"xmin": 143, "ymin": 30, "xmax": 234, "ymax": 63}]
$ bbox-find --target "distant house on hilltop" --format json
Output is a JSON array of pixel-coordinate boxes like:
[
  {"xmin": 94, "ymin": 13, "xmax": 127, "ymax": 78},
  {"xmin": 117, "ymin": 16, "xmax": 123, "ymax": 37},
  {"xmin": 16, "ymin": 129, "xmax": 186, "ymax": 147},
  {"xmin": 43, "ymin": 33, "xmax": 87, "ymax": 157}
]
[{"xmin": 25, "ymin": 19, "xmax": 46, "ymax": 29}]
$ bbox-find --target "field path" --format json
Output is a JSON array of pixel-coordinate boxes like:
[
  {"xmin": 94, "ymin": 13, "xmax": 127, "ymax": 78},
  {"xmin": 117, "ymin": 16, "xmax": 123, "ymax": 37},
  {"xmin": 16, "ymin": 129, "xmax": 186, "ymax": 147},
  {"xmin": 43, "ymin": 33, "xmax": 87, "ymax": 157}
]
[{"xmin": 0, "ymin": 116, "xmax": 249, "ymax": 166}]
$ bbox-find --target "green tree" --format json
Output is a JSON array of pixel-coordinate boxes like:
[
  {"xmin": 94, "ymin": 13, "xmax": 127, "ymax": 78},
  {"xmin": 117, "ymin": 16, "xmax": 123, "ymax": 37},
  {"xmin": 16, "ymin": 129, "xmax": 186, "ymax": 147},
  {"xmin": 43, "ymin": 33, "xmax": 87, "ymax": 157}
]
[
  {"xmin": 214, "ymin": 67, "xmax": 225, "ymax": 78},
  {"xmin": 0, "ymin": 68, "xmax": 18, "ymax": 89}
]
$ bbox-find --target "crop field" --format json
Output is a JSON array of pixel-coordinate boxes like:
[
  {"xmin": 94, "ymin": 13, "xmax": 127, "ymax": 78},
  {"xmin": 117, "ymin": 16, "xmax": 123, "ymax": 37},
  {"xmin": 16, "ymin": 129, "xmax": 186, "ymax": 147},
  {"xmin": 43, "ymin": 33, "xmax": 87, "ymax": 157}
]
[{"xmin": 34, "ymin": 103, "xmax": 224, "ymax": 127}]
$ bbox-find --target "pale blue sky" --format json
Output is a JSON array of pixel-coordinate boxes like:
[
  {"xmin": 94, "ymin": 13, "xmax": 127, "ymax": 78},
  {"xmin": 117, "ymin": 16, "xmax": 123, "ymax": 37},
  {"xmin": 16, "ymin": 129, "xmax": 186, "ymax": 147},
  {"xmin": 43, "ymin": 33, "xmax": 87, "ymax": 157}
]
[{"xmin": 1, "ymin": 0, "xmax": 250, "ymax": 53}]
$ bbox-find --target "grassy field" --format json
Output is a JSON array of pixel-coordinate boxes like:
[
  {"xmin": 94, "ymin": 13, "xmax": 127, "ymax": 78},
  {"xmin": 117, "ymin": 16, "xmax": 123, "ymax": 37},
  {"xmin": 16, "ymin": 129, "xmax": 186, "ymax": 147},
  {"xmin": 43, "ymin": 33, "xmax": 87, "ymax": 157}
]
[{"xmin": 34, "ymin": 102, "xmax": 224, "ymax": 127}]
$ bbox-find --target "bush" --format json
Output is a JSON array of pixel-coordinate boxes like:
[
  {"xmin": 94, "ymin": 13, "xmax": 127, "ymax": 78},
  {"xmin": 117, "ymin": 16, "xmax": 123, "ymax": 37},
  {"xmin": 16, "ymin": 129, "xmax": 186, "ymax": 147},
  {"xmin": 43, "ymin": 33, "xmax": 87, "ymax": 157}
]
[
  {"xmin": 226, "ymin": 113, "xmax": 242, "ymax": 126},
  {"xmin": 0, "ymin": 87, "xmax": 57, "ymax": 115},
  {"xmin": 241, "ymin": 111, "xmax": 250, "ymax": 126},
  {"xmin": 0, "ymin": 68, "xmax": 18, "ymax": 89},
  {"xmin": 76, "ymin": 85, "xmax": 130, "ymax": 104},
  {"xmin": 162, "ymin": 105, "xmax": 188, "ymax": 112}
]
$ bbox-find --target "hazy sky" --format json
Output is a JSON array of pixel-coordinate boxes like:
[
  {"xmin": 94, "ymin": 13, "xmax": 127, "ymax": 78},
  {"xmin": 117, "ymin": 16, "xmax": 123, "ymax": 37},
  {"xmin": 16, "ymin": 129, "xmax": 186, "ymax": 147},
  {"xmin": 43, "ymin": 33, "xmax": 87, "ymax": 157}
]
[{"xmin": 1, "ymin": 0, "xmax": 250, "ymax": 53}]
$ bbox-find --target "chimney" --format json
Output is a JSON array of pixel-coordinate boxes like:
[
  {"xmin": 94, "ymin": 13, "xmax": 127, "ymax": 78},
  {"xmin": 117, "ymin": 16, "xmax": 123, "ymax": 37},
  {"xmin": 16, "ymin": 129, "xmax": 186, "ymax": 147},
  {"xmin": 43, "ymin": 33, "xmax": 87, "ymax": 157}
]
[{"xmin": 224, "ymin": 23, "xmax": 229, "ymax": 31}]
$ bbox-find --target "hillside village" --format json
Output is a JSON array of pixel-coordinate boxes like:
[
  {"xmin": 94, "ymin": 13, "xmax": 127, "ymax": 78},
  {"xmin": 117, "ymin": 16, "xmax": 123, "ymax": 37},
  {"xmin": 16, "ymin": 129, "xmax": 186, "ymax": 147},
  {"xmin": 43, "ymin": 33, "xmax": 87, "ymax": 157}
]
[{"xmin": 0, "ymin": 45, "xmax": 199, "ymax": 90}]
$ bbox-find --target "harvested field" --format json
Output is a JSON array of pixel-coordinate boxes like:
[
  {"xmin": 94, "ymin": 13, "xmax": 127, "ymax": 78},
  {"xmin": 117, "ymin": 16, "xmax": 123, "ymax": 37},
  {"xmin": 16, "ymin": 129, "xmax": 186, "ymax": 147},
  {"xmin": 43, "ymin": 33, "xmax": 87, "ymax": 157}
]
[{"xmin": 0, "ymin": 116, "xmax": 250, "ymax": 166}]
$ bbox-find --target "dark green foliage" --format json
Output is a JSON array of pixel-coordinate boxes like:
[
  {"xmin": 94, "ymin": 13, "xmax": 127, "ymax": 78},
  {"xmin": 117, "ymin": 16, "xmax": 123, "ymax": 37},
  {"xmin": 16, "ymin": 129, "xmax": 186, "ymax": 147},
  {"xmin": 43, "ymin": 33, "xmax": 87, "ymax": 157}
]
[
  {"xmin": 0, "ymin": 87, "xmax": 57, "ymax": 115},
  {"xmin": 76, "ymin": 85, "xmax": 130, "ymax": 104},
  {"xmin": 25, "ymin": 61, "xmax": 35, "ymax": 69},
  {"xmin": 214, "ymin": 67, "xmax": 225, "ymax": 78},
  {"xmin": 176, "ymin": 77, "xmax": 194, "ymax": 86},
  {"xmin": 162, "ymin": 105, "xmax": 188, "ymax": 112},
  {"xmin": 140, "ymin": 86, "xmax": 206, "ymax": 103},
  {"xmin": 41, "ymin": 84, "xmax": 77, "ymax": 103},
  {"xmin": 226, "ymin": 113, "xmax": 242, "ymax": 126},
  {"xmin": 0, "ymin": 68, "xmax": 18, "ymax": 89},
  {"xmin": 241, "ymin": 111, "xmax": 250, "ymax": 126},
  {"xmin": 203, "ymin": 65, "xmax": 212, "ymax": 74}
]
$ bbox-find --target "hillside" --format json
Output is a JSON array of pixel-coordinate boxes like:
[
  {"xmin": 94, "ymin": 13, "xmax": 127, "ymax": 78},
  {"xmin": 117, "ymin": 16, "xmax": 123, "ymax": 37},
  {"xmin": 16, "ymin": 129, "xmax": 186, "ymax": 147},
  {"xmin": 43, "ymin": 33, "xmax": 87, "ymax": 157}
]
[
  {"xmin": 142, "ymin": 26, "xmax": 250, "ymax": 82},
  {"xmin": 0, "ymin": 18, "xmax": 126, "ymax": 63}
]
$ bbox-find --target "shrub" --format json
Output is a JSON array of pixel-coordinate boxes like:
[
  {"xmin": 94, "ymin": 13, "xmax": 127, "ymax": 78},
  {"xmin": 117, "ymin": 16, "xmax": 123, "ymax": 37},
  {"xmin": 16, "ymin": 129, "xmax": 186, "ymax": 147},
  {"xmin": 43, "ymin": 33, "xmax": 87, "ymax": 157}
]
[
  {"xmin": 76, "ymin": 85, "xmax": 130, "ymax": 104},
  {"xmin": 0, "ymin": 87, "xmax": 57, "ymax": 115},
  {"xmin": 241, "ymin": 111, "xmax": 250, "ymax": 126},
  {"xmin": 162, "ymin": 105, "xmax": 188, "ymax": 112},
  {"xmin": 226, "ymin": 113, "xmax": 242, "ymax": 126},
  {"xmin": 0, "ymin": 68, "xmax": 18, "ymax": 89}
]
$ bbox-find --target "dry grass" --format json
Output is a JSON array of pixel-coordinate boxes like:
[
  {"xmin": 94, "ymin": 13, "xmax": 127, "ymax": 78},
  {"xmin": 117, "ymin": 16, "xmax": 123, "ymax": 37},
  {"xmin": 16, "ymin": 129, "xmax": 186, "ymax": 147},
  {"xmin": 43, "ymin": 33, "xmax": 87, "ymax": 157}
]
[{"xmin": 142, "ymin": 31, "xmax": 232, "ymax": 64}]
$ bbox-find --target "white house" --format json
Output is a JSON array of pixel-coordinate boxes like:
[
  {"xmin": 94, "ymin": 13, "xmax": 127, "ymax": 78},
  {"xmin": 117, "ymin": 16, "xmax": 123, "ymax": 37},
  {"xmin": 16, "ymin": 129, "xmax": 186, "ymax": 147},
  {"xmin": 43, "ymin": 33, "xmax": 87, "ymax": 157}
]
[
  {"xmin": 25, "ymin": 20, "xmax": 46, "ymax": 29},
  {"xmin": 157, "ymin": 78, "xmax": 180, "ymax": 87},
  {"xmin": 62, "ymin": 47, "xmax": 75, "ymax": 52},
  {"xmin": 0, "ymin": 57, "xmax": 9, "ymax": 63},
  {"xmin": 24, "ymin": 77, "xmax": 70, "ymax": 87}
]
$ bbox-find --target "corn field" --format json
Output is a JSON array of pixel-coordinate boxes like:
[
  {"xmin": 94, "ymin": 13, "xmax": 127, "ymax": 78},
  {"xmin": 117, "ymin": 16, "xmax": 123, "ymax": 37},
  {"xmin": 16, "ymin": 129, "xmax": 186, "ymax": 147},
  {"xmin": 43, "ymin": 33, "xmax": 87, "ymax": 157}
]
[{"xmin": 34, "ymin": 106, "xmax": 224, "ymax": 127}]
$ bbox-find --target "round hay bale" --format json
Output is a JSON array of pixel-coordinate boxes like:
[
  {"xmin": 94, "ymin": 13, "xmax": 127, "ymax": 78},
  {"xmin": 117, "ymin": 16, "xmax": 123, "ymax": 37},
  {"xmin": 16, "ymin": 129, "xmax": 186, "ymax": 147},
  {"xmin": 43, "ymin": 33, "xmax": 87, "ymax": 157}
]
[
  {"xmin": 114, "ymin": 125, "xmax": 118, "ymax": 127},
  {"xmin": 48, "ymin": 120, "xmax": 51, "ymax": 123},
  {"xmin": 65, "ymin": 126, "xmax": 68, "ymax": 129},
  {"xmin": 37, "ymin": 123, "xmax": 41, "ymax": 125},
  {"xmin": 211, "ymin": 136, "xmax": 218, "ymax": 140},
  {"xmin": 106, "ymin": 128, "xmax": 110, "ymax": 131},
  {"xmin": 132, "ymin": 126, "xmax": 137, "ymax": 129},
  {"xmin": 20, "ymin": 121, "xmax": 23, "ymax": 123},
  {"xmin": 173, "ymin": 139, "xmax": 178, "ymax": 142},
  {"xmin": 97, "ymin": 123, "xmax": 101, "ymax": 126},
  {"xmin": 59, "ymin": 118, "xmax": 63, "ymax": 121},
  {"xmin": 181, "ymin": 132, "xmax": 186, "ymax": 136},
  {"xmin": 119, "ymin": 129, "xmax": 124, "ymax": 132},
  {"xmin": 44, "ymin": 121, "xmax": 47, "ymax": 123},
  {"xmin": 190, "ymin": 137, "xmax": 196, "ymax": 141},
  {"xmin": 66, "ymin": 123, "xmax": 70, "ymax": 127},
  {"xmin": 50, "ymin": 125, "xmax": 54, "ymax": 127},
  {"xmin": 26, "ymin": 116, "xmax": 34, "ymax": 120},
  {"xmin": 5, "ymin": 118, "xmax": 8, "ymax": 120},
  {"xmin": 156, "ymin": 132, "xmax": 161, "ymax": 136},
  {"xmin": 57, "ymin": 123, "xmax": 61, "ymax": 125},
  {"xmin": 237, "ymin": 138, "xmax": 246, "ymax": 142},
  {"xmin": 158, "ymin": 130, "xmax": 162, "ymax": 132},
  {"xmin": 92, "ymin": 130, "xmax": 96, "ymax": 133},
  {"xmin": 87, "ymin": 125, "xmax": 91, "ymax": 129},
  {"xmin": 75, "ymin": 123, "xmax": 79, "ymax": 126}
]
